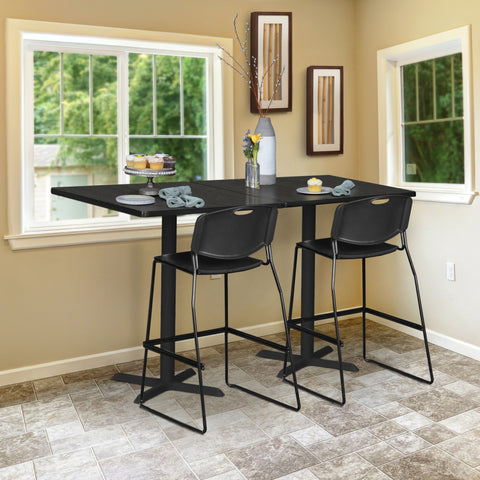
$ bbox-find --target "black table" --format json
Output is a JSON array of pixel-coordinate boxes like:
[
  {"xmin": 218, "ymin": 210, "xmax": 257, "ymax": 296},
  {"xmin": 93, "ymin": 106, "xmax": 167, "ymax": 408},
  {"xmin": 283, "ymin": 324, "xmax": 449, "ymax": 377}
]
[{"xmin": 52, "ymin": 175, "xmax": 414, "ymax": 400}]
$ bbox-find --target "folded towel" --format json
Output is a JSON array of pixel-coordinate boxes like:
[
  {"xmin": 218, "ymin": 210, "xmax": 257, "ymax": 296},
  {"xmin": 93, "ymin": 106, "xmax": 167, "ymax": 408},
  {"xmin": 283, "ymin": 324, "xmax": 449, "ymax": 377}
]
[
  {"xmin": 332, "ymin": 180, "xmax": 355, "ymax": 197},
  {"xmin": 159, "ymin": 186, "xmax": 205, "ymax": 208}
]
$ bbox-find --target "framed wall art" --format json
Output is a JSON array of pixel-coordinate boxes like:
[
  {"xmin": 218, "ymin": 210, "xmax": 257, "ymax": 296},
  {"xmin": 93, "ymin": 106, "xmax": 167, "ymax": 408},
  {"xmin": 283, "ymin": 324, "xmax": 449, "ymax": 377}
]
[
  {"xmin": 306, "ymin": 66, "xmax": 344, "ymax": 155},
  {"xmin": 250, "ymin": 12, "xmax": 292, "ymax": 114}
]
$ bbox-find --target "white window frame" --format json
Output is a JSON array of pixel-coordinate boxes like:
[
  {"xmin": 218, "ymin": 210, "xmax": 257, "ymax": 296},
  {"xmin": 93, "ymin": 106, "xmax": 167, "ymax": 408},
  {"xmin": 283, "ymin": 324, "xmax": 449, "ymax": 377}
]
[
  {"xmin": 377, "ymin": 26, "xmax": 476, "ymax": 205},
  {"xmin": 5, "ymin": 19, "xmax": 234, "ymax": 250}
]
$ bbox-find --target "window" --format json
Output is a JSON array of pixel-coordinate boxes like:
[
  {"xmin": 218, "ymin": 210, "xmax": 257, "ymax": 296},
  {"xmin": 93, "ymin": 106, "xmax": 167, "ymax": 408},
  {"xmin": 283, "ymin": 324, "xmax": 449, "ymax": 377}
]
[
  {"xmin": 377, "ymin": 26, "xmax": 475, "ymax": 204},
  {"xmin": 6, "ymin": 19, "xmax": 233, "ymax": 249}
]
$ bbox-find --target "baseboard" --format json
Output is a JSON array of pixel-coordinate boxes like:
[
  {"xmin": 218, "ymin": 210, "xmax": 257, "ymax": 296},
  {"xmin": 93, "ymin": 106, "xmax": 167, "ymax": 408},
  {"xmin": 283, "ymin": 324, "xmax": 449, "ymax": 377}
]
[
  {"xmin": 3, "ymin": 310, "xmax": 479, "ymax": 387},
  {"xmin": 367, "ymin": 312, "xmax": 480, "ymax": 361},
  {"xmin": 0, "ymin": 319, "xmax": 288, "ymax": 387}
]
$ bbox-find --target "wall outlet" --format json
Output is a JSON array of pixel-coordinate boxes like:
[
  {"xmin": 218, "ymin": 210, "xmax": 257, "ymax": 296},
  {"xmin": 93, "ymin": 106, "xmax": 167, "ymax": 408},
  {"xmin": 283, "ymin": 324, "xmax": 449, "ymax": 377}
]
[
  {"xmin": 446, "ymin": 262, "xmax": 455, "ymax": 281},
  {"xmin": 210, "ymin": 274, "xmax": 222, "ymax": 280}
]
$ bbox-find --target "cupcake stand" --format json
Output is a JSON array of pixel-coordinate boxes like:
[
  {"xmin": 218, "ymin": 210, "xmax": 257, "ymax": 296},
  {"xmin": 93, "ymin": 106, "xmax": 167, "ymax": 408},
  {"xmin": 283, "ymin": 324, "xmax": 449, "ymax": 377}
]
[{"xmin": 124, "ymin": 166, "xmax": 176, "ymax": 196}]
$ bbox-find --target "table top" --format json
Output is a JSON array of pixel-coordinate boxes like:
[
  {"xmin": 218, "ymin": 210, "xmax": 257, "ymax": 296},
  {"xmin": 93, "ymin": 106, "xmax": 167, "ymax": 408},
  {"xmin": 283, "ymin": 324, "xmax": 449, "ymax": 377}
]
[{"xmin": 51, "ymin": 175, "xmax": 415, "ymax": 218}]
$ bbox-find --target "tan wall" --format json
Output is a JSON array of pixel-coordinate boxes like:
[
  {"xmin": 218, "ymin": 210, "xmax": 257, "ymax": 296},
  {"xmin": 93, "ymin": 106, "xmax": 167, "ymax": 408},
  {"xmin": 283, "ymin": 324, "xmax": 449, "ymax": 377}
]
[
  {"xmin": 355, "ymin": 0, "xmax": 480, "ymax": 348},
  {"xmin": 0, "ymin": 0, "xmax": 359, "ymax": 374}
]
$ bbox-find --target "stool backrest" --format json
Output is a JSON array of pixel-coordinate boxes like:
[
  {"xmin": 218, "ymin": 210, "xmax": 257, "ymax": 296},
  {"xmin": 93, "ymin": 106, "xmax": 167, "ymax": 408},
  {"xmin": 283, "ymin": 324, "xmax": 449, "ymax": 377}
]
[
  {"xmin": 331, "ymin": 195, "xmax": 412, "ymax": 245},
  {"xmin": 191, "ymin": 206, "xmax": 278, "ymax": 259}
]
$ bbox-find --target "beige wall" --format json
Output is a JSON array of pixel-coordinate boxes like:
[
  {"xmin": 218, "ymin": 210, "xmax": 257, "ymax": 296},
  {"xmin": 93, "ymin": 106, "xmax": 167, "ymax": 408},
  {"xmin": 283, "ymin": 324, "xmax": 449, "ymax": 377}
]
[
  {"xmin": 0, "ymin": 0, "xmax": 359, "ymax": 375},
  {"xmin": 355, "ymin": 0, "xmax": 480, "ymax": 349}
]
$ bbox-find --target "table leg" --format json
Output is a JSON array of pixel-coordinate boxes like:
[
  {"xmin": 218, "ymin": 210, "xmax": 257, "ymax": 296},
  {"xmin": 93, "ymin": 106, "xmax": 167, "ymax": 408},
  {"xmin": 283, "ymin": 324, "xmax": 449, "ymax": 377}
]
[{"xmin": 112, "ymin": 215, "xmax": 224, "ymax": 400}]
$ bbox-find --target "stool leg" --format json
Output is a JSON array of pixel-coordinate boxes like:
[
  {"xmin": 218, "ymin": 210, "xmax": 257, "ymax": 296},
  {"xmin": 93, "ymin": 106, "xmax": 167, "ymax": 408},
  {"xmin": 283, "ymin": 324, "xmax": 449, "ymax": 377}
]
[
  {"xmin": 224, "ymin": 274, "xmax": 231, "ymax": 386},
  {"xmin": 191, "ymin": 271, "xmax": 208, "ymax": 433},
  {"xmin": 140, "ymin": 260, "xmax": 157, "ymax": 401},
  {"xmin": 331, "ymin": 255, "xmax": 346, "ymax": 405},
  {"xmin": 362, "ymin": 258, "xmax": 367, "ymax": 360}
]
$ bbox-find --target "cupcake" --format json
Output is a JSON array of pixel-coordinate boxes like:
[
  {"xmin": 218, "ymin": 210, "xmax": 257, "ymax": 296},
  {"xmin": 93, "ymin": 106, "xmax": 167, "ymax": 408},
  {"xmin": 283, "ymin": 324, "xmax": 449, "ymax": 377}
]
[
  {"xmin": 126, "ymin": 154, "xmax": 136, "ymax": 168},
  {"xmin": 163, "ymin": 156, "xmax": 176, "ymax": 170},
  {"xmin": 133, "ymin": 155, "xmax": 147, "ymax": 169},
  {"xmin": 148, "ymin": 155, "xmax": 164, "ymax": 170},
  {"xmin": 307, "ymin": 177, "xmax": 322, "ymax": 193}
]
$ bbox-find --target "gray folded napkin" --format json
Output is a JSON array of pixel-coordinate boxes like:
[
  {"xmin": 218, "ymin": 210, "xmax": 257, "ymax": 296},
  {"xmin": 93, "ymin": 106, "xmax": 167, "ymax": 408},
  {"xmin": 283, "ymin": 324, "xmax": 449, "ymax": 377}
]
[
  {"xmin": 332, "ymin": 180, "xmax": 355, "ymax": 196},
  {"xmin": 158, "ymin": 185, "xmax": 205, "ymax": 208}
]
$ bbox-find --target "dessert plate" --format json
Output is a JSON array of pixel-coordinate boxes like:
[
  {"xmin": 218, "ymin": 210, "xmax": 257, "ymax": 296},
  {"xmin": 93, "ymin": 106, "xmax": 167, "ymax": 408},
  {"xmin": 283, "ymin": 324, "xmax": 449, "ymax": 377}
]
[
  {"xmin": 296, "ymin": 186, "xmax": 332, "ymax": 195},
  {"xmin": 116, "ymin": 194, "xmax": 155, "ymax": 205}
]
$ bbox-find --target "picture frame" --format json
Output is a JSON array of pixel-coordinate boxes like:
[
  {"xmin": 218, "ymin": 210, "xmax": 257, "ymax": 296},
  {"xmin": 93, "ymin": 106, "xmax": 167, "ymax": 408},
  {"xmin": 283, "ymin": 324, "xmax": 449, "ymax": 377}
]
[
  {"xmin": 250, "ymin": 12, "xmax": 292, "ymax": 113},
  {"xmin": 306, "ymin": 66, "xmax": 344, "ymax": 155}
]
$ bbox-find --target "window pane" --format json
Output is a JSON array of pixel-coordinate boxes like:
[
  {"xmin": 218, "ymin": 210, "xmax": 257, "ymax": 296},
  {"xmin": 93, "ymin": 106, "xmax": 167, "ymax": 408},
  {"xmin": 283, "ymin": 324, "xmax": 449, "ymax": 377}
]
[
  {"xmin": 402, "ymin": 63, "xmax": 417, "ymax": 123},
  {"xmin": 63, "ymin": 53, "xmax": 90, "ymax": 134},
  {"xmin": 453, "ymin": 54, "xmax": 463, "ymax": 117},
  {"xmin": 34, "ymin": 51, "xmax": 60, "ymax": 134},
  {"xmin": 129, "ymin": 137, "xmax": 206, "ymax": 182},
  {"xmin": 93, "ymin": 55, "xmax": 117, "ymax": 134},
  {"xmin": 183, "ymin": 57, "xmax": 207, "ymax": 135},
  {"xmin": 156, "ymin": 55, "xmax": 180, "ymax": 135},
  {"xmin": 404, "ymin": 121, "xmax": 464, "ymax": 184},
  {"xmin": 33, "ymin": 138, "xmax": 118, "ymax": 222},
  {"xmin": 129, "ymin": 53, "xmax": 153, "ymax": 135},
  {"xmin": 417, "ymin": 60, "xmax": 433, "ymax": 121}
]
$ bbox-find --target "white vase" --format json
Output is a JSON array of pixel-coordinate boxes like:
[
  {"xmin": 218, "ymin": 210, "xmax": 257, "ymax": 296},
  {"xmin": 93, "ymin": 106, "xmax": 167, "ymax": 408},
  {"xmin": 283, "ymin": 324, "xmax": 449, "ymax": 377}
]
[{"xmin": 254, "ymin": 117, "xmax": 276, "ymax": 185}]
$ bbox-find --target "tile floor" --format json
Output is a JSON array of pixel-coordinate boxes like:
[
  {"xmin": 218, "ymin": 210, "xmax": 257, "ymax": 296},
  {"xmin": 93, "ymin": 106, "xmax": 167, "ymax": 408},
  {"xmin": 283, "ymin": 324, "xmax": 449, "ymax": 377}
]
[{"xmin": 1, "ymin": 318, "xmax": 480, "ymax": 479}]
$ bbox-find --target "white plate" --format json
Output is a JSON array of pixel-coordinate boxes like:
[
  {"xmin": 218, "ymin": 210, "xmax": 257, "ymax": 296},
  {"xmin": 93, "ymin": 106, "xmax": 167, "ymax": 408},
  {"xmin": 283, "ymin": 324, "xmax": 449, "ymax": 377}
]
[
  {"xmin": 116, "ymin": 194, "xmax": 155, "ymax": 205},
  {"xmin": 296, "ymin": 186, "xmax": 332, "ymax": 195}
]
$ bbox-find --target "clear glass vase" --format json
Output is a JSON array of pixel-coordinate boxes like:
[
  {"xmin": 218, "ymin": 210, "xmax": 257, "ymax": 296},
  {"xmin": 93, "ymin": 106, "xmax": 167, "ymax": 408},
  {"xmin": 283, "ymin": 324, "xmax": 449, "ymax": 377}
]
[{"xmin": 245, "ymin": 160, "xmax": 260, "ymax": 189}]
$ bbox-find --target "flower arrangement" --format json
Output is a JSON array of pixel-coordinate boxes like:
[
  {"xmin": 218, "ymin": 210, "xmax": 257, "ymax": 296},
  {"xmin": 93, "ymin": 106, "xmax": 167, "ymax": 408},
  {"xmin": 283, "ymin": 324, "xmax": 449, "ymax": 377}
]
[
  {"xmin": 242, "ymin": 130, "xmax": 263, "ymax": 164},
  {"xmin": 217, "ymin": 14, "xmax": 284, "ymax": 117}
]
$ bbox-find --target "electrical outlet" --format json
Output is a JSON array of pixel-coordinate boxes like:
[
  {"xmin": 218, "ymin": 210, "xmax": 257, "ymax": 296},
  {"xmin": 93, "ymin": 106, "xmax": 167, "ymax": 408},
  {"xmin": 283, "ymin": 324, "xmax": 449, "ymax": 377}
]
[
  {"xmin": 446, "ymin": 262, "xmax": 455, "ymax": 281},
  {"xmin": 210, "ymin": 274, "xmax": 221, "ymax": 280}
]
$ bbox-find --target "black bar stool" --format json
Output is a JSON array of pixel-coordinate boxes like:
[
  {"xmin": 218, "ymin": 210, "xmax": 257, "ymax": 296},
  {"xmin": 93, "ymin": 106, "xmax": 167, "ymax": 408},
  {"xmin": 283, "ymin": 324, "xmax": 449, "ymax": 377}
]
[
  {"xmin": 139, "ymin": 206, "xmax": 301, "ymax": 433},
  {"xmin": 286, "ymin": 195, "xmax": 434, "ymax": 405}
]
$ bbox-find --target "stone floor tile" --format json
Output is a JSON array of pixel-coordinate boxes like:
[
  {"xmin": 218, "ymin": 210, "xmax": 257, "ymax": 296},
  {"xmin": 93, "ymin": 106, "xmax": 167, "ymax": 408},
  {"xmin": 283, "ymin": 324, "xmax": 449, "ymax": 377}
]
[
  {"xmin": 0, "ymin": 430, "xmax": 50, "ymax": 468},
  {"xmin": 34, "ymin": 449, "xmax": 103, "ymax": 480},
  {"xmin": 0, "ymin": 461, "xmax": 36, "ymax": 480},
  {"xmin": 367, "ymin": 420, "xmax": 407, "ymax": 440},
  {"xmin": 309, "ymin": 453, "xmax": 383, "ymax": 480},
  {"xmin": 357, "ymin": 441, "xmax": 404, "ymax": 466},
  {"xmin": 226, "ymin": 435, "xmax": 317, "ymax": 480},
  {"xmin": 386, "ymin": 431, "xmax": 431, "ymax": 454},
  {"xmin": 373, "ymin": 401, "xmax": 413, "ymax": 419},
  {"xmin": 414, "ymin": 423, "xmax": 457, "ymax": 444},
  {"xmin": 121, "ymin": 416, "xmax": 169, "ymax": 450},
  {"xmin": 22, "ymin": 395, "xmax": 80, "ymax": 432},
  {"xmin": 0, "ymin": 405, "xmax": 26, "ymax": 440},
  {"xmin": 172, "ymin": 417, "xmax": 269, "ymax": 462},
  {"xmin": 379, "ymin": 446, "xmax": 480, "ymax": 479},
  {"xmin": 443, "ymin": 380, "xmax": 480, "ymax": 396},
  {"xmin": 0, "ymin": 383, "xmax": 36, "ymax": 408},
  {"xmin": 189, "ymin": 453, "xmax": 237, "ymax": 480},
  {"xmin": 393, "ymin": 411, "xmax": 433, "ymax": 430},
  {"xmin": 49, "ymin": 424, "xmax": 127, "ymax": 455},
  {"xmin": 289, "ymin": 424, "xmax": 333, "ymax": 446},
  {"xmin": 275, "ymin": 469, "xmax": 319, "ymax": 480},
  {"xmin": 301, "ymin": 400, "xmax": 385, "ymax": 436},
  {"xmin": 307, "ymin": 429, "xmax": 380, "ymax": 462},
  {"xmin": 438, "ymin": 409, "xmax": 480, "ymax": 434},
  {"xmin": 399, "ymin": 387, "xmax": 478, "ymax": 422},
  {"xmin": 99, "ymin": 444, "xmax": 196, "ymax": 480},
  {"xmin": 438, "ymin": 427, "xmax": 480, "ymax": 467}
]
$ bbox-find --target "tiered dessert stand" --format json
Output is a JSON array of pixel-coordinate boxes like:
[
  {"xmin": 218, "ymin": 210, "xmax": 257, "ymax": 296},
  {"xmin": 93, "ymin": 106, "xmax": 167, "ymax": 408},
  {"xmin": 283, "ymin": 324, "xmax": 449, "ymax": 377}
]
[{"xmin": 124, "ymin": 166, "xmax": 176, "ymax": 196}]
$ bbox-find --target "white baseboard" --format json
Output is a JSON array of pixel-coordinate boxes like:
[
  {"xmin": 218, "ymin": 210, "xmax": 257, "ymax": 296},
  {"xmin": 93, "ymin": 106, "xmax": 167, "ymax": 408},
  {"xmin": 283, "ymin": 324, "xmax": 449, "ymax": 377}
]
[
  {"xmin": 2, "ymin": 311, "xmax": 479, "ymax": 387},
  {"xmin": 0, "ymin": 320, "xmax": 287, "ymax": 387}
]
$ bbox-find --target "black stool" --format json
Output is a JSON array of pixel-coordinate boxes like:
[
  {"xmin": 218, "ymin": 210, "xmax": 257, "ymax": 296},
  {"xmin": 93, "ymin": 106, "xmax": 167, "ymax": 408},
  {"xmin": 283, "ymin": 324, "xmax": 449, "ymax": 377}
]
[
  {"xmin": 139, "ymin": 206, "xmax": 300, "ymax": 433},
  {"xmin": 286, "ymin": 195, "xmax": 434, "ymax": 405}
]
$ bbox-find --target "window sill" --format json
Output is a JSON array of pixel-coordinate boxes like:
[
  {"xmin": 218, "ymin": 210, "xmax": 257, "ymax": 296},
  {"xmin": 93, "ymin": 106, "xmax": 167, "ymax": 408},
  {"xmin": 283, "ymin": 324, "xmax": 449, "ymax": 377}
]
[
  {"xmin": 5, "ymin": 218, "xmax": 196, "ymax": 250},
  {"xmin": 409, "ymin": 188, "xmax": 477, "ymax": 205}
]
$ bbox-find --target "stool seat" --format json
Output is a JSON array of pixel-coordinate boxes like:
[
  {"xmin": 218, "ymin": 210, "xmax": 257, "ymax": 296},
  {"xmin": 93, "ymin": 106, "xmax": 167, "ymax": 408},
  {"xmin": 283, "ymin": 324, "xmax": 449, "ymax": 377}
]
[
  {"xmin": 157, "ymin": 252, "xmax": 263, "ymax": 275},
  {"xmin": 298, "ymin": 238, "xmax": 399, "ymax": 259}
]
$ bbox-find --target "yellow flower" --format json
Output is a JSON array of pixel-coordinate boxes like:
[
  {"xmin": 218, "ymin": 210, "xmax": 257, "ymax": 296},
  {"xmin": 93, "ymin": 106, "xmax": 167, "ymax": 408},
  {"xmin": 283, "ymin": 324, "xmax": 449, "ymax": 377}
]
[{"xmin": 248, "ymin": 133, "xmax": 263, "ymax": 144}]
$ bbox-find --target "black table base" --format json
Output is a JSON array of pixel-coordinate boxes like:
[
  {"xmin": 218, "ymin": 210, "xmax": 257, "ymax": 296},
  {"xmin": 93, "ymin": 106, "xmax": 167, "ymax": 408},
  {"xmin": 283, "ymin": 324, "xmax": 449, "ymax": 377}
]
[
  {"xmin": 111, "ymin": 370, "xmax": 224, "ymax": 404},
  {"xmin": 256, "ymin": 345, "xmax": 359, "ymax": 377}
]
